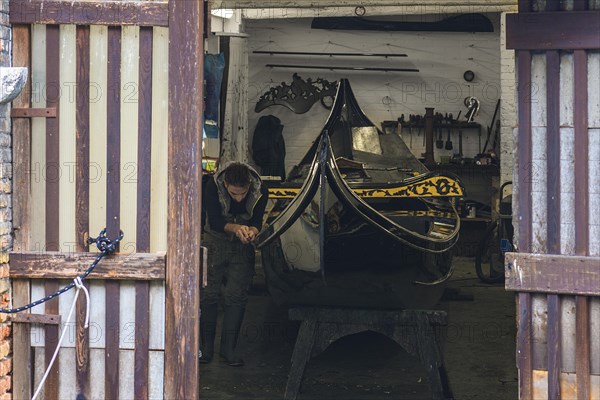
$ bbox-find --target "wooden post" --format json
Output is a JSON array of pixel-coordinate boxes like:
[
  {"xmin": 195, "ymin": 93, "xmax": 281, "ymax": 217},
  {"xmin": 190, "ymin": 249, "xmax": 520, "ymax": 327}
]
[
  {"xmin": 75, "ymin": 24, "xmax": 91, "ymax": 400},
  {"xmin": 164, "ymin": 0, "xmax": 203, "ymax": 398},
  {"xmin": 11, "ymin": 23, "xmax": 32, "ymax": 400}
]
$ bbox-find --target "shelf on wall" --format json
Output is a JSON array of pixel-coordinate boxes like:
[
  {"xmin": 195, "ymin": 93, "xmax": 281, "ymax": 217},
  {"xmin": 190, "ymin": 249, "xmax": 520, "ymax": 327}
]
[
  {"xmin": 265, "ymin": 64, "xmax": 419, "ymax": 73},
  {"xmin": 254, "ymin": 50, "xmax": 408, "ymax": 58}
]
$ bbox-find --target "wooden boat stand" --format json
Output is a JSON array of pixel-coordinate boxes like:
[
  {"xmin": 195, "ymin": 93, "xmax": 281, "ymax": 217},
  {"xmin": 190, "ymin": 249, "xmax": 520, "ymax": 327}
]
[{"xmin": 284, "ymin": 306, "xmax": 454, "ymax": 400}]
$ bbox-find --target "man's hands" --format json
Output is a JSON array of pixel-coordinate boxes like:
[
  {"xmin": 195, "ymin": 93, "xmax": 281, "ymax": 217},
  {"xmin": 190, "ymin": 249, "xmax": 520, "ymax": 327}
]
[{"xmin": 225, "ymin": 223, "xmax": 259, "ymax": 244}]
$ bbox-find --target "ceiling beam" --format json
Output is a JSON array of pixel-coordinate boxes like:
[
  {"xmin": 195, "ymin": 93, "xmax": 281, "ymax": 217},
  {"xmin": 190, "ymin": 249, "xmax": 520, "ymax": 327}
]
[{"xmin": 212, "ymin": 1, "xmax": 517, "ymax": 19}]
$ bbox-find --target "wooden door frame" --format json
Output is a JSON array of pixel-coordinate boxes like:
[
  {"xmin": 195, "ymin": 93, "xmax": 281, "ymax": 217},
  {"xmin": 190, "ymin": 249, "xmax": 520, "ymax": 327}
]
[
  {"xmin": 165, "ymin": 0, "xmax": 203, "ymax": 398},
  {"xmin": 9, "ymin": 0, "xmax": 204, "ymax": 398},
  {"xmin": 505, "ymin": 1, "xmax": 600, "ymax": 399}
]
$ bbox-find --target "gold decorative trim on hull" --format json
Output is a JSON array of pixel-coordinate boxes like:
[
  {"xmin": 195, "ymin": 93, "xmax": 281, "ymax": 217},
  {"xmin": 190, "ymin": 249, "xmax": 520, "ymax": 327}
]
[{"xmin": 268, "ymin": 175, "xmax": 464, "ymax": 199}]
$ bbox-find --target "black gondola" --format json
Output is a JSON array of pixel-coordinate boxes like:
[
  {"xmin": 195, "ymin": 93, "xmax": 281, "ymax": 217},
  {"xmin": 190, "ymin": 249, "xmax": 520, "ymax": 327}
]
[{"xmin": 256, "ymin": 79, "xmax": 465, "ymax": 309}]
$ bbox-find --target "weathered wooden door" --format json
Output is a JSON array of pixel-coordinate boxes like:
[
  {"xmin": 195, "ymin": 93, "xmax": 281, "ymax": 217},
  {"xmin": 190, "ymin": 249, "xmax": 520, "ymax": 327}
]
[
  {"xmin": 505, "ymin": 1, "xmax": 600, "ymax": 399},
  {"xmin": 9, "ymin": 1, "xmax": 204, "ymax": 398}
]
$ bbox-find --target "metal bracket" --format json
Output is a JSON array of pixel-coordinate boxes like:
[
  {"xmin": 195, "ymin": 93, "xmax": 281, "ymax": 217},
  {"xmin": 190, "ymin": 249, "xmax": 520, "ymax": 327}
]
[
  {"xmin": 11, "ymin": 108, "xmax": 57, "ymax": 118},
  {"xmin": 11, "ymin": 313, "xmax": 61, "ymax": 325}
]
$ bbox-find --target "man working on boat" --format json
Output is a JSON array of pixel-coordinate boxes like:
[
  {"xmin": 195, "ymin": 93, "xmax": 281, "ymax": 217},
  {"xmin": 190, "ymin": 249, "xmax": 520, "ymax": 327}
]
[{"xmin": 200, "ymin": 161, "xmax": 269, "ymax": 366}]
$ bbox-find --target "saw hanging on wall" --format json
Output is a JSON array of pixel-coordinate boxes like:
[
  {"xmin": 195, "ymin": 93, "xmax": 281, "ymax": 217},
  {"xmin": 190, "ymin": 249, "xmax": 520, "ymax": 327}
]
[{"xmin": 255, "ymin": 73, "xmax": 337, "ymax": 114}]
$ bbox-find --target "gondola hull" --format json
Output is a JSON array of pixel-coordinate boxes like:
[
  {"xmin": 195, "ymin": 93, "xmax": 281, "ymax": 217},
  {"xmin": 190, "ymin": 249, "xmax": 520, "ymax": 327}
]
[
  {"xmin": 261, "ymin": 229, "xmax": 451, "ymax": 309},
  {"xmin": 256, "ymin": 79, "xmax": 464, "ymax": 309}
]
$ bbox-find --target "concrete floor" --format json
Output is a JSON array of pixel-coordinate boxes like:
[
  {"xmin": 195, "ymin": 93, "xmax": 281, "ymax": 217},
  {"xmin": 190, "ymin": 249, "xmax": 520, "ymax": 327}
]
[{"xmin": 199, "ymin": 257, "xmax": 518, "ymax": 399}]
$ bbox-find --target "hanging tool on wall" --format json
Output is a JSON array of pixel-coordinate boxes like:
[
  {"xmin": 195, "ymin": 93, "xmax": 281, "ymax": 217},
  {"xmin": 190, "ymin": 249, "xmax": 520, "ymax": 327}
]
[
  {"xmin": 464, "ymin": 96, "xmax": 480, "ymax": 123},
  {"xmin": 436, "ymin": 113, "xmax": 444, "ymax": 149},
  {"xmin": 451, "ymin": 129, "xmax": 465, "ymax": 164},
  {"xmin": 405, "ymin": 114, "xmax": 414, "ymax": 148},
  {"xmin": 444, "ymin": 114, "xmax": 453, "ymax": 150},
  {"xmin": 481, "ymin": 99, "xmax": 501, "ymax": 154},
  {"xmin": 419, "ymin": 115, "xmax": 426, "ymax": 147},
  {"xmin": 397, "ymin": 114, "xmax": 405, "ymax": 136},
  {"xmin": 422, "ymin": 107, "xmax": 436, "ymax": 165}
]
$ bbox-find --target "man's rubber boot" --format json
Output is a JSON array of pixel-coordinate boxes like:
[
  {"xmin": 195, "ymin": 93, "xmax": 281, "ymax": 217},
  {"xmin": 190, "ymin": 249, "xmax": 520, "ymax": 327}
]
[
  {"xmin": 199, "ymin": 303, "xmax": 218, "ymax": 363},
  {"xmin": 219, "ymin": 305, "xmax": 246, "ymax": 367}
]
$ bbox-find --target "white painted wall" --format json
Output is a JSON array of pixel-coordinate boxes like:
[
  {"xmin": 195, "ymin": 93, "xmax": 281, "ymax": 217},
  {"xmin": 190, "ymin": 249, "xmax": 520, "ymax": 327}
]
[
  {"xmin": 499, "ymin": 12, "xmax": 516, "ymax": 187},
  {"xmin": 246, "ymin": 15, "xmax": 502, "ymax": 173}
]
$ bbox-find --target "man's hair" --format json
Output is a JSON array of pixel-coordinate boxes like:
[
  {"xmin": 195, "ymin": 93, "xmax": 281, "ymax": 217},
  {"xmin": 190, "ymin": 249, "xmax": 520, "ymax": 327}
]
[{"xmin": 223, "ymin": 162, "xmax": 251, "ymax": 187}]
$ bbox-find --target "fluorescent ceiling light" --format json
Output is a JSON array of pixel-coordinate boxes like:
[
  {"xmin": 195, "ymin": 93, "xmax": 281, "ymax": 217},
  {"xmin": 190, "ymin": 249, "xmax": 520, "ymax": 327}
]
[{"xmin": 211, "ymin": 9, "xmax": 234, "ymax": 19}]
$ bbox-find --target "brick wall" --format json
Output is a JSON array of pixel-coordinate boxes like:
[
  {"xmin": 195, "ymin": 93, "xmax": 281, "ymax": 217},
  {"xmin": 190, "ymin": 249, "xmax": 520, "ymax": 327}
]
[{"xmin": 0, "ymin": 0, "xmax": 13, "ymax": 398}]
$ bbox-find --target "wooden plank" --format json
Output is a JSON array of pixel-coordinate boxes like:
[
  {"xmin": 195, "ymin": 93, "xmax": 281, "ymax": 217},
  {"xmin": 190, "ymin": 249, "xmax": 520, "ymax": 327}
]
[
  {"xmin": 518, "ymin": 292, "xmax": 533, "ymax": 399},
  {"xmin": 105, "ymin": 25, "xmax": 122, "ymax": 400},
  {"xmin": 11, "ymin": 25, "xmax": 32, "ymax": 251},
  {"xmin": 46, "ymin": 24, "xmax": 60, "ymax": 253},
  {"xmin": 76, "ymin": 25, "xmax": 90, "ymax": 253},
  {"xmin": 75, "ymin": 280, "xmax": 90, "ymax": 398},
  {"xmin": 138, "ymin": 26, "xmax": 153, "ymax": 254},
  {"xmin": 89, "ymin": 348, "xmax": 106, "ymax": 399},
  {"xmin": 135, "ymin": 25, "xmax": 153, "ymax": 400},
  {"xmin": 31, "ymin": 24, "xmax": 47, "ymax": 252},
  {"xmin": 75, "ymin": 23, "xmax": 92, "ymax": 400},
  {"xmin": 88, "ymin": 282, "xmax": 106, "ymax": 350},
  {"xmin": 33, "ymin": 347, "xmax": 45, "ymax": 398},
  {"xmin": 149, "ymin": 281, "xmax": 165, "ymax": 351},
  {"xmin": 559, "ymin": 297, "xmax": 577, "ymax": 374},
  {"xmin": 148, "ymin": 350, "xmax": 165, "ymax": 398},
  {"xmin": 45, "ymin": 24, "xmax": 61, "ymax": 400},
  {"xmin": 59, "ymin": 22, "xmax": 78, "ymax": 282},
  {"xmin": 135, "ymin": 281, "xmax": 150, "ymax": 399},
  {"xmin": 9, "ymin": 0, "xmax": 169, "ymax": 27},
  {"xmin": 89, "ymin": 25, "xmax": 108, "ymax": 246},
  {"xmin": 506, "ymin": 11, "xmax": 600, "ymax": 50},
  {"xmin": 505, "ymin": 252, "xmax": 600, "ymax": 295},
  {"xmin": 164, "ymin": 0, "xmax": 203, "ymax": 397},
  {"xmin": 546, "ymin": 294, "xmax": 561, "ymax": 400},
  {"xmin": 105, "ymin": 281, "xmax": 120, "ymax": 400},
  {"xmin": 58, "ymin": 347, "xmax": 77, "ymax": 399},
  {"xmin": 517, "ymin": 50, "xmax": 532, "ymax": 253},
  {"xmin": 576, "ymin": 296, "xmax": 591, "ymax": 400},
  {"xmin": 120, "ymin": 25, "xmax": 139, "ymax": 255},
  {"xmin": 213, "ymin": 0, "xmax": 517, "ymax": 13},
  {"xmin": 9, "ymin": 251, "xmax": 166, "ymax": 280},
  {"xmin": 531, "ymin": 294, "xmax": 548, "ymax": 371},
  {"xmin": 573, "ymin": 50, "xmax": 589, "ymax": 256},
  {"xmin": 11, "ymin": 107, "xmax": 56, "ymax": 118},
  {"xmin": 11, "ymin": 280, "xmax": 32, "ymax": 399},
  {"xmin": 150, "ymin": 26, "xmax": 169, "ymax": 253},
  {"xmin": 11, "ymin": 25, "xmax": 33, "ymax": 400},
  {"xmin": 532, "ymin": 370, "xmax": 600, "ymax": 399},
  {"xmin": 118, "ymin": 349, "xmax": 135, "ymax": 398},
  {"xmin": 530, "ymin": 54, "xmax": 547, "ymax": 254},
  {"xmin": 11, "ymin": 313, "xmax": 61, "ymax": 325},
  {"xmin": 44, "ymin": 280, "xmax": 60, "ymax": 400},
  {"xmin": 119, "ymin": 282, "xmax": 136, "ymax": 351},
  {"xmin": 106, "ymin": 25, "xmax": 121, "ymax": 245},
  {"xmin": 546, "ymin": 50, "xmax": 560, "ymax": 255}
]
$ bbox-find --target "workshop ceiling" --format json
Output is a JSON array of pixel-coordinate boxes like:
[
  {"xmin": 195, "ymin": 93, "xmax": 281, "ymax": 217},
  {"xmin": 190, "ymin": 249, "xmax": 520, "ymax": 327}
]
[{"xmin": 211, "ymin": 0, "xmax": 518, "ymax": 18}]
